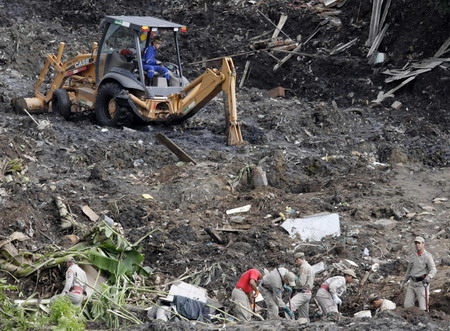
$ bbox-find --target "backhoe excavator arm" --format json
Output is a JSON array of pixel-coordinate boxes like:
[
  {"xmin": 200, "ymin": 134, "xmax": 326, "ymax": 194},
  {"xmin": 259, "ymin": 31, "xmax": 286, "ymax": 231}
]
[
  {"xmin": 17, "ymin": 42, "xmax": 97, "ymax": 113},
  {"xmin": 168, "ymin": 57, "xmax": 245, "ymax": 146}
]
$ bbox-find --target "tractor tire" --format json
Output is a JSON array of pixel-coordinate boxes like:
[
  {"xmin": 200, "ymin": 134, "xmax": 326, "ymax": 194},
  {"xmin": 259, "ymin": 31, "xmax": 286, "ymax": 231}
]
[
  {"xmin": 52, "ymin": 88, "xmax": 71, "ymax": 120},
  {"xmin": 95, "ymin": 82, "xmax": 131, "ymax": 127}
]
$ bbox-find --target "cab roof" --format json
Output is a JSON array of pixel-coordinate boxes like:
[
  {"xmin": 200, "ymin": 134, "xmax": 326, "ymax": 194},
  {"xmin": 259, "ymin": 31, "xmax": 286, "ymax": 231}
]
[{"xmin": 105, "ymin": 16, "xmax": 185, "ymax": 31}]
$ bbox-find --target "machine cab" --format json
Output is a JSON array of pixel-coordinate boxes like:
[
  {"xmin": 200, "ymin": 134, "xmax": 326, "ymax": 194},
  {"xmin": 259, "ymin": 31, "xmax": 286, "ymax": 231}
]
[{"xmin": 96, "ymin": 16, "xmax": 188, "ymax": 97}]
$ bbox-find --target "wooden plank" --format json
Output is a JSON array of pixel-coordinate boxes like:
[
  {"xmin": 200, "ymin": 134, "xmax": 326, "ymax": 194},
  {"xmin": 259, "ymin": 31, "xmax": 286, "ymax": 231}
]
[
  {"xmin": 271, "ymin": 14, "xmax": 288, "ymax": 40},
  {"xmin": 385, "ymin": 68, "xmax": 431, "ymax": 83},
  {"xmin": 367, "ymin": 0, "xmax": 380, "ymax": 46},
  {"xmin": 239, "ymin": 61, "xmax": 251, "ymax": 88},
  {"xmin": 373, "ymin": 0, "xmax": 383, "ymax": 39},
  {"xmin": 273, "ymin": 43, "xmax": 302, "ymax": 71},
  {"xmin": 372, "ymin": 76, "xmax": 416, "ymax": 103},
  {"xmin": 215, "ymin": 228, "xmax": 247, "ymax": 232},
  {"xmin": 434, "ymin": 36, "xmax": 450, "ymax": 58},
  {"xmin": 413, "ymin": 59, "xmax": 445, "ymax": 69},
  {"xmin": 204, "ymin": 228, "xmax": 224, "ymax": 244},
  {"xmin": 379, "ymin": 0, "xmax": 392, "ymax": 30},
  {"xmin": 82, "ymin": 205, "xmax": 99, "ymax": 222},
  {"xmin": 264, "ymin": 50, "xmax": 281, "ymax": 62},
  {"xmin": 256, "ymin": 8, "xmax": 292, "ymax": 41},
  {"xmin": 155, "ymin": 133, "xmax": 197, "ymax": 164},
  {"xmin": 330, "ymin": 38, "xmax": 358, "ymax": 55},
  {"xmin": 248, "ymin": 30, "xmax": 273, "ymax": 42},
  {"xmin": 367, "ymin": 23, "xmax": 389, "ymax": 57}
]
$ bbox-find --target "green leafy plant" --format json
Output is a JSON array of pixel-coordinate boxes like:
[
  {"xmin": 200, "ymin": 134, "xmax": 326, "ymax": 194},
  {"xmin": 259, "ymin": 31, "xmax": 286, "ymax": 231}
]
[
  {"xmin": 0, "ymin": 278, "xmax": 47, "ymax": 330},
  {"xmin": 49, "ymin": 296, "xmax": 85, "ymax": 331}
]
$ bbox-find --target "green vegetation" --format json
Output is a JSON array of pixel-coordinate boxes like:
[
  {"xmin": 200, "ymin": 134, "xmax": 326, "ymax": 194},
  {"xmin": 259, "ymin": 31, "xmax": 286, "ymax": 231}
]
[
  {"xmin": 0, "ymin": 280, "xmax": 84, "ymax": 330},
  {"xmin": 0, "ymin": 220, "xmax": 156, "ymax": 329}
]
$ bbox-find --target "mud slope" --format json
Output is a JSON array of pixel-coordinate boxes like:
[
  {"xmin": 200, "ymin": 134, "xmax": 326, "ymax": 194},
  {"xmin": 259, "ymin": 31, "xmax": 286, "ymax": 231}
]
[{"xmin": 0, "ymin": 0, "xmax": 449, "ymax": 330}]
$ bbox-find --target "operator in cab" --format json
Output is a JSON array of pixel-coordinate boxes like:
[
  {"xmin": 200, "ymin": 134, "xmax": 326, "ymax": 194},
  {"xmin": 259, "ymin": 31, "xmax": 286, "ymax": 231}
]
[{"xmin": 142, "ymin": 37, "xmax": 170, "ymax": 82}]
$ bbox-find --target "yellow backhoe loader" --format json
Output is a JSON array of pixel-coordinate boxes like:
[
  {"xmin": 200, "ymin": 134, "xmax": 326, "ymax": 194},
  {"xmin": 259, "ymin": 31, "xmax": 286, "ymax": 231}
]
[{"xmin": 16, "ymin": 16, "xmax": 244, "ymax": 146}]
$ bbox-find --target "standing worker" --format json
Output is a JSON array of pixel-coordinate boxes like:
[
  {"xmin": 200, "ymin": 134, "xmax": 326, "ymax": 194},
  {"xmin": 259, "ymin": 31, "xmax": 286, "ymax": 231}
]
[
  {"xmin": 287, "ymin": 252, "xmax": 315, "ymax": 323},
  {"xmin": 401, "ymin": 236, "xmax": 436, "ymax": 311},
  {"xmin": 259, "ymin": 267, "xmax": 296, "ymax": 319},
  {"xmin": 61, "ymin": 256, "xmax": 87, "ymax": 306},
  {"xmin": 315, "ymin": 269, "xmax": 357, "ymax": 317},
  {"xmin": 231, "ymin": 269, "xmax": 263, "ymax": 321},
  {"xmin": 142, "ymin": 37, "xmax": 170, "ymax": 82}
]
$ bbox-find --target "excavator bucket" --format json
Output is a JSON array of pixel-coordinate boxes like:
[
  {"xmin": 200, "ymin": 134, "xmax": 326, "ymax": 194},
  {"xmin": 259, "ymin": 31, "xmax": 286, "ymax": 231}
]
[{"xmin": 14, "ymin": 97, "xmax": 46, "ymax": 114}]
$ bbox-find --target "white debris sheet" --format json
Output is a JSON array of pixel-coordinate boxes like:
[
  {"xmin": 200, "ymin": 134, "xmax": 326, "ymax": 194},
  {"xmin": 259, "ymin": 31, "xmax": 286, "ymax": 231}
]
[{"xmin": 281, "ymin": 213, "xmax": 340, "ymax": 241}]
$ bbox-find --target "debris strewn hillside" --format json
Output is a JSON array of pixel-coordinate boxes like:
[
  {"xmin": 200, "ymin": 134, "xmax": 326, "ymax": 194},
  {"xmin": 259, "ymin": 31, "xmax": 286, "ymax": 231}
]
[{"xmin": 0, "ymin": 0, "xmax": 449, "ymax": 330}]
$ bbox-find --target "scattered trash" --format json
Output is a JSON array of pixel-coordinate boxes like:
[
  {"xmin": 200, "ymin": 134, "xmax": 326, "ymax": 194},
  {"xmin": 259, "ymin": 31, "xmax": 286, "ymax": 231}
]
[
  {"xmin": 391, "ymin": 100, "xmax": 402, "ymax": 109},
  {"xmin": 371, "ymin": 263, "xmax": 380, "ymax": 272},
  {"xmin": 354, "ymin": 310, "xmax": 372, "ymax": 318},
  {"xmin": 267, "ymin": 86, "xmax": 287, "ymax": 98},
  {"xmin": 226, "ymin": 204, "xmax": 251, "ymax": 215},
  {"xmin": 142, "ymin": 194, "xmax": 154, "ymax": 200},
  {"xmin": 82, "ymin": 205, "xmax": 99, "ymax": 222},
  {"xmin": 363, "ymin": 247, "xmax": 370, "ymax": 257},
  {"xmin": 98, "ymin": 214, "xmax": 115, "ymax": 226},
  {"xmin": 433, "ymin": 197, "xmax": 448, "ymax": 203},
  {"xmin": 281, "ymin": 213, "xmax": 340, "ymax": 241},
  {"xmin": 311, "ymin": 261, "xmax": 326, "ymax": 274},
  {"xmin": 62, "ymin": 234, "xmax": 80, "ymax": 247},
  {"xmin": 161, "ymin": 281, "xmax": 208, "ymax": 303},
  {"xmin": 371, "ymin": 51, "xmax": 386, "ymax": 64}
]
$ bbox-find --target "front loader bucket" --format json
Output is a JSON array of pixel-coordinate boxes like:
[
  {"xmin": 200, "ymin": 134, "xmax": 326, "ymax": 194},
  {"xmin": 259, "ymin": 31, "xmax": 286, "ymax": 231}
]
[{"xmin": 14, "ymin": 97, "xmax": 46, "ymax": 114}]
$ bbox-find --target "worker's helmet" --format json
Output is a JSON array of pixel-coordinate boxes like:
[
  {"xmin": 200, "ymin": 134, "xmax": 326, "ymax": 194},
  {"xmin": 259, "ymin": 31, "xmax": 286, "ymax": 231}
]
[
  {"xmin": 285, "ymin": 271, "xmax": 296, "ymax": 287},
  {"xmin": 414, "ymin": 236, "xmax": 425, "ymax": 243},
  {"xmin": 368, "ymin": 293, "xmax": 380, "ymax": 303},
  {"xmin": 66, "ymin": 256, "xmax": 76, "ymax": 263},
  {"xmin": 342, "ymin": 269, "xmax": 357, "ymax": 278}
]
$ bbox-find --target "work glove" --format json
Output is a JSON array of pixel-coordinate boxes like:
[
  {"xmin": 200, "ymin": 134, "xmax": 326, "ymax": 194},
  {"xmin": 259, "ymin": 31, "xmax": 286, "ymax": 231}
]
[
  {"xmin": 423, "ymin": 276, "xmax": 431, "ymax": 285},
  {"xmin": 283, "ymin": 306, "xmax": 294, "ymax": 318},
  {"xmin": 283, "ymin": 285, "xmax": 293, "ymax": 293},
  {"xmin": 332, "ymin": 294, "xmax": 342, "ymax": 306}
]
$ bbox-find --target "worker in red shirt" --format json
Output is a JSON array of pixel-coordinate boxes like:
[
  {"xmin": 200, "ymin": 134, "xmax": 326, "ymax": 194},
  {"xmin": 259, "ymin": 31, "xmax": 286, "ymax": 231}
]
[{"xmin": 231, "ymin": 269, "xmax": 263, "ymax": 321}]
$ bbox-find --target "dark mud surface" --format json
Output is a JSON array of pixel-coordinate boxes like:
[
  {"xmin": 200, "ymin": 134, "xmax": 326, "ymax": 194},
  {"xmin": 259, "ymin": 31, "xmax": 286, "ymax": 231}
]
[{"xmin": 0, "ymin": 0, "xmax": 449, "ymax": 329}]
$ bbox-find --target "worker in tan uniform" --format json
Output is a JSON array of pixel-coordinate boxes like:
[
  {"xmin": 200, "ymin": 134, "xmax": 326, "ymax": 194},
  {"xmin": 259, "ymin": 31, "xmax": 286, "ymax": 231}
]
[
  {"xmin": 315, "ymin": 269, "xmax": 357, "ymax": 316},
  {"xmin": 258, "ymin": 267, "xmax": 296, "ymax": 319},
  {"xmin": 61, "ymin": 256, "xmax": 88, "ymax": 306},
  {"xmin": 286, "ymin": 252, "xmax": 315, "ymax": 323},
  {"xmin": 368, "ymin": 294, "xmax": 396, "ymax": 316},
  {"xmin": 401, "ymin": 236, "xmax": 436, "ymax": 311}
]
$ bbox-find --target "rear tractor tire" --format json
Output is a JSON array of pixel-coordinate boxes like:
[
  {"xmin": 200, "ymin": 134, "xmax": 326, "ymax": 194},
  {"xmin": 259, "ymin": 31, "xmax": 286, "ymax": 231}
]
[
  {"xmin": 95, "ymin": 82, "xmax": 131, "ymax": 127},
  {"xmin": 52, "ymin": 88, "xmax": 71, "ymax": 120}
]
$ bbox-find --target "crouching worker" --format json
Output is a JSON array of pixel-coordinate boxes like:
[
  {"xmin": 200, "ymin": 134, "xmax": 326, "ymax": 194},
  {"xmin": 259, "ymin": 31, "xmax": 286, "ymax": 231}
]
[
  {"xmin": 259, "ymin": 267, "xmax": 296, "ymax": 320},
  {"xmin": 231, "ymin": 269, "xmax": 263, "ymax": 321},
  {"xmin": 60, "ymin": 256, "xmax": 87, "ymax": 306},
  {"xmin": 315, "ymin": 269, "xmax": 357, "ymax": 318},
  {"xmin": 368, "ymin": 294, "xmax": 396, "ymax": 316}
]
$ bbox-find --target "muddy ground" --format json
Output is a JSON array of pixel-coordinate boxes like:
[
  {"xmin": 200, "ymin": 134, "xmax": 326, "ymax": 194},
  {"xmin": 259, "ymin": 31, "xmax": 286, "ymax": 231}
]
[{"xmin": 0, "ymin": 0, "xmax": 449, "ymax": 330}]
